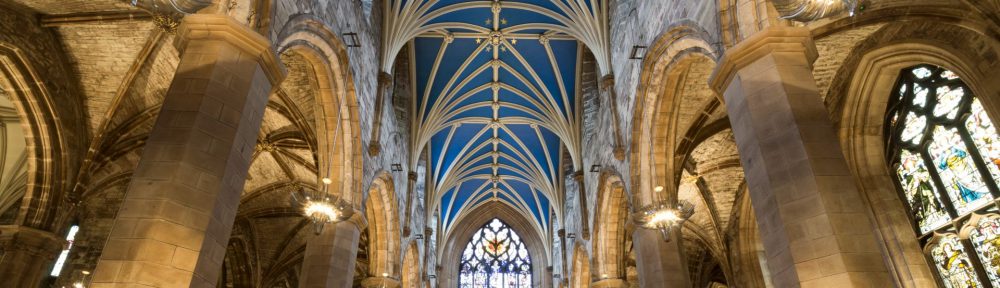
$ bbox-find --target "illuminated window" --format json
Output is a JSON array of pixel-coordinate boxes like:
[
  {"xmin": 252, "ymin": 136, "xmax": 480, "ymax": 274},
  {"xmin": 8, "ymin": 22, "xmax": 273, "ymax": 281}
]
[
  {"xmin": 50, "ymin": 225, "xmax": 79, "ymax": 277},
  {"xmin": 459, "ymin": 219, "xmax": 532, "ymax": 287},
  {"xmin": 886, "ymin": 65, "xmax": 1000, "ymax": 286}
]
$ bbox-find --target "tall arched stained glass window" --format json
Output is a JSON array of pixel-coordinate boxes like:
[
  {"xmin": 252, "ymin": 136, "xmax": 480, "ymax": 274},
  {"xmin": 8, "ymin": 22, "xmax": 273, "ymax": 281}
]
[
  {"xmin": 459, "ymin": 219, "xmax": 532, "ymax": 288},
  {"xmin": 886, "ymin": 64, "xmax": 1000, "ymax": 287}
]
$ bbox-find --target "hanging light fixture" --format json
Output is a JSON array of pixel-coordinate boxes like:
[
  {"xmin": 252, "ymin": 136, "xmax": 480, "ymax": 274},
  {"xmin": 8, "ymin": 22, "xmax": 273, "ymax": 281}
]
[
  {"xmin": 632, "ymin": 185, "xmax": 694, "ymax": 242},
  {"xmin": 290, "ymin": 90, "xmax": 354, "ymax": 234},
  {"xmin": 290, "ymin": 178, "xmax": 355, "ymax": 234}
]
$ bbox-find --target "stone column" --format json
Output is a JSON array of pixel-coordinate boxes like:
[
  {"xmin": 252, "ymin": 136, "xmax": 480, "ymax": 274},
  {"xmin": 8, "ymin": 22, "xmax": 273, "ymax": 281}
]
[
  {"xmin": 362, "ymin": 276, "xmax": 400, "ymax": 288},
  {"xmin": 90, "ymin": 14, "xmax": 284, "ymax": 288},
  {"xmin": 0, "ymin": 225, "xmax": 63, "ymax": 288},
  {"xmin": 709, "ymin": 26, "xmax": 890, "ymax": 287},
  {"xmin": 571, "ymin": 171, "xmax": 589, "ymax": 240},
  {"xmin": 402, "ymin": 171, "xmax": 417, "ymax": 236},
  {"xmin": 557, "ymin": 229, "xmax": 568, "ymax": 286},
  {"xmin": 299, "ymin": 220, "xmax": 363, "ymax": 288},
  {"xmin": 632, "ymin": 227, "xmax": 691, "ymax": 287},
  {"xmin": 368, "ymin": 72, "xmax": 393, "ymax": 156},
  {"xmin": 590, "ymin": 279, "xmax": 627, "ymax": 288},
  {"xmin": 598, "ymin": 76, "xmax": 625, "ymax": 160}
]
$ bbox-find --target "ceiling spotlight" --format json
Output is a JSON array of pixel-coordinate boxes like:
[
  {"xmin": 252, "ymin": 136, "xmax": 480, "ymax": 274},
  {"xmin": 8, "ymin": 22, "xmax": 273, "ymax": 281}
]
[
  {"xmin": 391, "ymin": 163, "xmax": 403, "ymax": 172},
  {"xmin": 654, "ymin": 186, "xmax": 664, "ymax": 192},
  {"xmin": 590, "ymin": 164, "xmax": 601, "ymax": 172}
]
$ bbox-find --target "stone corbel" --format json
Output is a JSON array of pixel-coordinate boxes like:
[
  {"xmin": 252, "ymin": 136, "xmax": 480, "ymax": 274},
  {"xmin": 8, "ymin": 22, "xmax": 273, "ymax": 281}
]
[{"xmin": 368, "ymin": 72, "xmax": 394, "ymax": 156}]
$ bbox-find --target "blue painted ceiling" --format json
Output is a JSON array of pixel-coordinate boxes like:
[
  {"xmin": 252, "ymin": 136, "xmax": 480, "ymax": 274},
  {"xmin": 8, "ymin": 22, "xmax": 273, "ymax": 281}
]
[{"xmin": 403, "ymin": 0, "xmax": 587, "ymax": 234}]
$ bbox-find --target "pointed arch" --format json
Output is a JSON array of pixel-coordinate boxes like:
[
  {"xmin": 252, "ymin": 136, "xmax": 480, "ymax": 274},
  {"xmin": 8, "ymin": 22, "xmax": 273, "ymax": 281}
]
[
  {"xmin": 835, "ymin": 22, "xmax": 1000, "ymax": 286},
  {"xmin": 629, "ymin": 25, "xmax": 718, "ymax": 208},
  {"xmin": 440, "ymin": 201, "xmax": 550, "ymax": 288},
  {"xmin": 401, "ymin": 240, "xmax": 422, "ymax": 288},
  {"xmin": 366, "ymin": 172, "xmax": 402, "ymax": 279},
  {"xmin": 276, "ymin": 15, "xmax": 364, "ymax": 204},
  {"xmin": 0, "ymin": 42, "xmax": 76, "ymax": 230},
  {"xmin": 591, "ymin": 170, "xmax": 628, "ymax": 282},
  {"xmin": 571, "ymin": 244, "xmax": 591, "ymax": 288}
]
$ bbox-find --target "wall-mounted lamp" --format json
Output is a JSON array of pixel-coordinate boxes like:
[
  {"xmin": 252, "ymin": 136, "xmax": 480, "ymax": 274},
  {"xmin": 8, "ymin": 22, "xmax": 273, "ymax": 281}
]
[
  {"xmin": 629, "ymin": 45, "xmax": 648, "ymax": 59},
  {"xmin": 343, "ymin": 32, "xmax": 361, "ymax": 48},
  {"xmin": 567, "ymin": 233, "xmax": 576, "ymax": 239},
  {"xmin": 391, "ymin": 163, "xmax": 403, "ymax": 172},
  {"xmin": 590, "ymin": 164, "xmax": 601, "ymax": 172},
  {"xmin": 415, "ymin": 234, "xmax": 423, "ymax": 240}
]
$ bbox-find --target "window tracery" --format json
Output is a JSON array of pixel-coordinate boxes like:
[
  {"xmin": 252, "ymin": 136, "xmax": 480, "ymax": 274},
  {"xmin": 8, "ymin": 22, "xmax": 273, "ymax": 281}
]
[
  {"xmin": 459, "ymin": 219, "xmax": 532, "ymax": 287},
  {"xmin": 886, "ymin": 64, "xmax": 1000, "ymax": 286}
]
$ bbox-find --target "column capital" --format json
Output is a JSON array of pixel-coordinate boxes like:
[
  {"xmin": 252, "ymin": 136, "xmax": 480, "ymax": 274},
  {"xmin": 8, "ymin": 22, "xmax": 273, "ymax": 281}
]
[
  {"xmin": 570, "ymin": 170, "xmax": 585, "ymax": 182},
  {"xmin": 175, "ymin": 14, "xmax": 286, "ymax": 85},
  {"xmin": 709, "ymin": 26, "xmax": 818, "ymax": 95},
  {"xmin": 0, "ymin": 225, "xmax": 63, "ymax": 258},
  {"xmin": 408, "ymin": 171, "xmax": 418, "ymax": 181},
  {"xmin": 599, "ymin": 74, "xmax": 615, "ymax": 91}
]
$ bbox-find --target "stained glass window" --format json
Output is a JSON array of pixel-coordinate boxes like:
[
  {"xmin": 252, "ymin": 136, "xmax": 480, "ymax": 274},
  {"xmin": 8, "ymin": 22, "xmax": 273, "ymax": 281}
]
[
  {"xmin": 931, "ymin": 234, "xmax": 984, "ymax": 288},
  {"xmin": 459, "ymin": 218, "xmax": 532, "ymax": 288},
  {"xmin": 969, "ymin": 216, "xmax": 1000, "ymax": 285},
  {"xmin": 886, "ymin": 64, "xmax": 1000, "ymax": 287}
]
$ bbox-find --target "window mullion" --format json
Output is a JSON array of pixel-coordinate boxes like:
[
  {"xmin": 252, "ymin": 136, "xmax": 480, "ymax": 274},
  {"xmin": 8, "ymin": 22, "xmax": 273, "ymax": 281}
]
[
  {"xmin": 961, "ymin": 237, "xmax": 996, "ymax": 288},
  {"xmin": 921, "ymin": 149, "xmax": 962, "ymax": 219}
]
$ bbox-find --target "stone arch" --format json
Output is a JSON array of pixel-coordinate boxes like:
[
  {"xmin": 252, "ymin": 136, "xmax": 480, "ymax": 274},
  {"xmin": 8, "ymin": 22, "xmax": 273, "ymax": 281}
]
[
  {"xmin": 835, "ymin": 30, "xmax": 1000, "ymax": 286},
  {"xmin": 276, "ymin": 16, "xmax": 364, "ymax": 204},
  {"xmin": 591, "ymin": 171, "xmax": 629, "ymax": 284},
  {"xmin": 629, "ymin": 25, "xmax": 718, "ymax": 207},
  {"xmin": 571, "ymin": 244, "xmax": 591, "ymax": 288},
  {"xmin": 0, "ymin": 43, "xmax": 74, "ymax": 230},
  {"xmin": 400, "ymin": 240, "xmax": 421, "ymax": 288},
  {"xmin": 366, "ymin": 172, "xmax": 402, "ymax": 280},
  {"xmin": 439, "ymin": 201, "xmax": 550, "ymax": 288}
]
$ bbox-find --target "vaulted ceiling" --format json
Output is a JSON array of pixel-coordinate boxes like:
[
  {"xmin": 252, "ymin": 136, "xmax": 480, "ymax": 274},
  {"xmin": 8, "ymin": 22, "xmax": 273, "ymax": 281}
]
[{"xmin": 392, "ymin": 0, "xmax": 606, "ymax": 237}]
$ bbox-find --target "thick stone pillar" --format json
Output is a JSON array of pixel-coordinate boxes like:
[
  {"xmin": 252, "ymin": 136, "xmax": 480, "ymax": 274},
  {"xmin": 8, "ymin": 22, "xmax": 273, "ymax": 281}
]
[
  {"xmin": 591, "ymin": 279, "xmax": 627, "ymax": 288},
  {"xmin": 0, "ymin": 225, "xmax": 63, "ymax": 288},
  {"xmin": 299, "ymin": 220, "xmax": 363, "ymax": 288},
  {"xmin": 362, "ymin": 276, "xmax": 400, "ymax": 288},
  {"xmin": 632, "ymin": 228, "xmax": 691, "ymax": 287},
  {"xmin": 90, "ymin": 14, "xmax": 283, "ymax": 288},
  {"xmin": 709, "ymin": 26, "xmax": 890, "ymax": 287}
]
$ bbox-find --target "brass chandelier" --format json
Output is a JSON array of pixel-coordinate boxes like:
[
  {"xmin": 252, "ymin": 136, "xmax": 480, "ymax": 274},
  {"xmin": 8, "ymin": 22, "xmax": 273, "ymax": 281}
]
[{"xmin": 632, "ymin": 186, "xmax": 694, "ymax": 242}]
